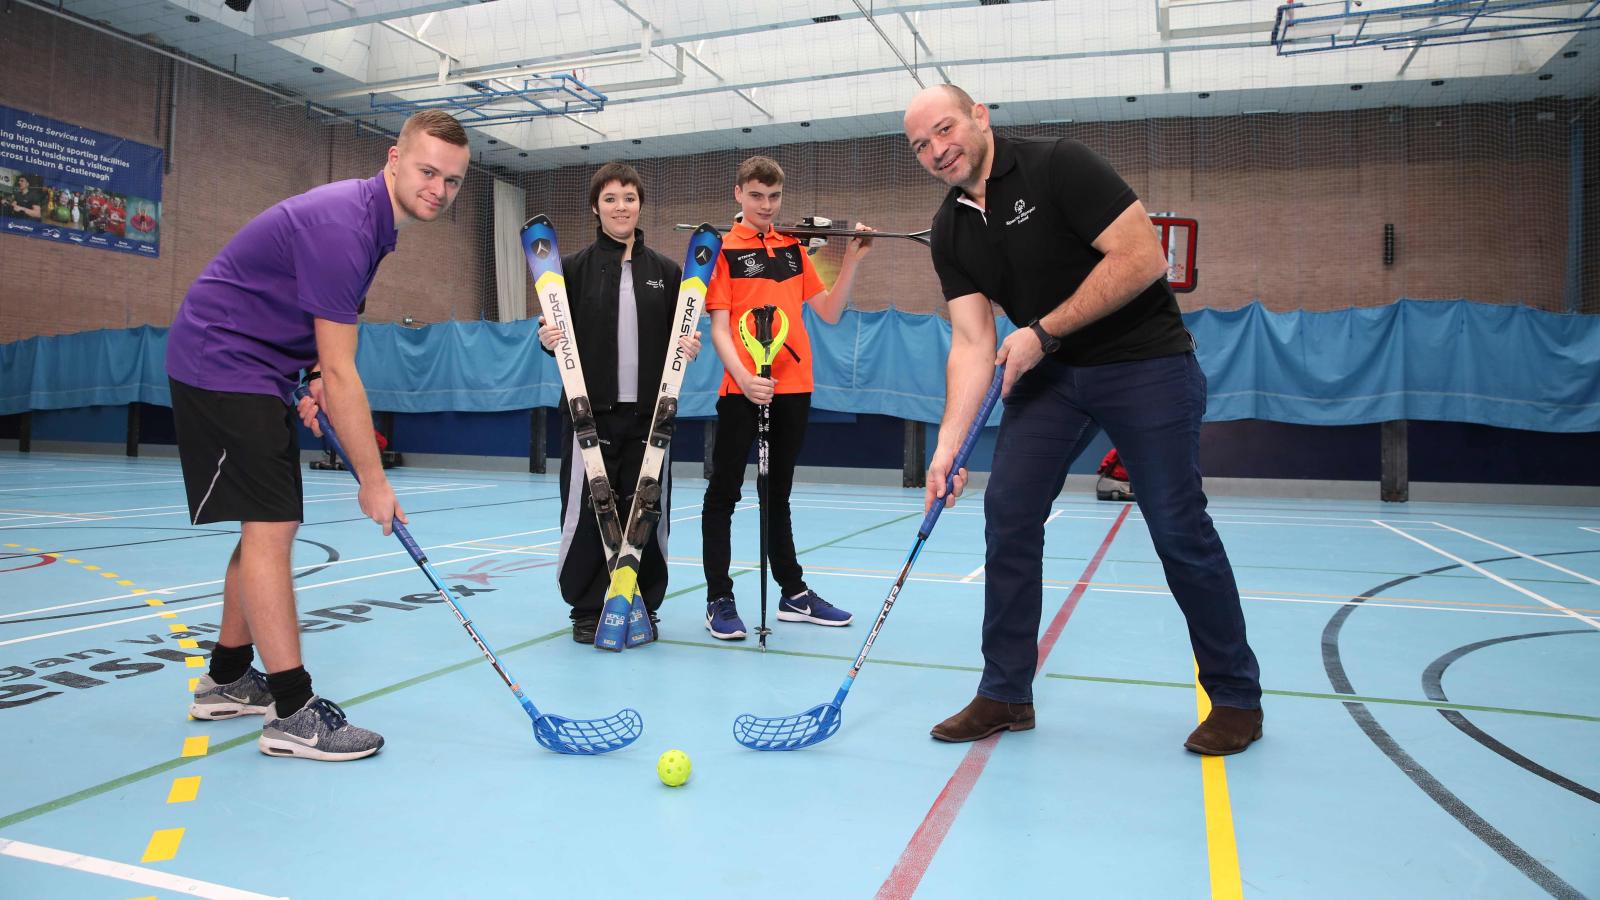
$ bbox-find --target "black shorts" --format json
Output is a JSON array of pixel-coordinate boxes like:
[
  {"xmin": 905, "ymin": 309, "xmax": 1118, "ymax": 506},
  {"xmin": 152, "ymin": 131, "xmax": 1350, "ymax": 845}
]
[{"xmin": 169, "ymin": 378, "xmax": 303, "ymax": 524}]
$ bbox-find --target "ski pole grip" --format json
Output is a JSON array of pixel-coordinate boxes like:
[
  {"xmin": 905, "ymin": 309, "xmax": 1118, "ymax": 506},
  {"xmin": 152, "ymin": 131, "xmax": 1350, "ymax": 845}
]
[{"xmin": 919, "ymin": 365, "xmax": 1004, "ymax": 536}]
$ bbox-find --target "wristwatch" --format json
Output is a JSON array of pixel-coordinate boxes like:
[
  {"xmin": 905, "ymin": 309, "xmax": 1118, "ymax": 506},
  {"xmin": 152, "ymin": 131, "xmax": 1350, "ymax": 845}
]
[{"xmin": 1028, "ymin": 318, "xmax": 1061, "ymax": 354}]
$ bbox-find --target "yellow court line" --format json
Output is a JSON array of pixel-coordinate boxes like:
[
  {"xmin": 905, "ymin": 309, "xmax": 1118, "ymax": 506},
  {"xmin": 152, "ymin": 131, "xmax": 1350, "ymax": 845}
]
[
  {"xmin": 180, "ymin": 736, "xmax": 209, "ymax": 758},
  {"xmin": 139, "ymin": 828, "xmax": 184, "ymax": 863},
  {"xmin": 160, "ymin": 613, "xmax": 177, "ymax": 619},
  {"xmin": 168, "ymin": 624, "xmax": 188, "ymax": 633},
  {"xmin": 1196, "ymin": 667, "xmax": 1244, "ymax": 900},
  {"xmin": 184, "ymin": 656, "xmax": 204, "ymax": 668},
  {"xmin": 188, "ymin": 678, "xmax": 199, "ymax": 692},
  {"xmin": 177, "ymin": 639, "xmax": 199, "ymax": 649},
  {"xmin": 166, "ymin": 776, "xmax": 201, "ymax": 804}
]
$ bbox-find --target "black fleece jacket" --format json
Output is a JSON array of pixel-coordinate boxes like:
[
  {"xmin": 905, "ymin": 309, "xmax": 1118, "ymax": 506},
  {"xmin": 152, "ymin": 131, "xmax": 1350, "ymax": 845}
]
[{"xmin": 545, "ymin": 226, "xmax": 683, "ymax": 412}]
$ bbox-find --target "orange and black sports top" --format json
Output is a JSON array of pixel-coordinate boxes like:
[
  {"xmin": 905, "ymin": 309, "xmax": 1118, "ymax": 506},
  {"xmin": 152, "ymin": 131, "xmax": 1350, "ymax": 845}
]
[{"xmin": 705, "ymin": 220, "xmax": 825, "ymax": 396}]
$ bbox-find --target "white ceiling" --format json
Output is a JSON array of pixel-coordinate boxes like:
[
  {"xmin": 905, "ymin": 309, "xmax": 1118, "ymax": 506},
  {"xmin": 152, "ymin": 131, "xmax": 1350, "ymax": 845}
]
[{"xmin": 41, "ymin": 0, "xmax": 1600, "ymax": 170}]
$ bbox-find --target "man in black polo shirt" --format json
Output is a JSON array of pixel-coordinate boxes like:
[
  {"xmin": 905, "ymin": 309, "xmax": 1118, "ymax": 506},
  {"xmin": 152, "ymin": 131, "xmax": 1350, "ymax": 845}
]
[{"xmin": 903, "ymin": 84, "xmax": 1263, "ymax": 755}]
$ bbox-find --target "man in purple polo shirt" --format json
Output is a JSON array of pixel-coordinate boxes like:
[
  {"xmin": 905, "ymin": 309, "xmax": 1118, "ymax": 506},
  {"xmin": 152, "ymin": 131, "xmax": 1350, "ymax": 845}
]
[{"xmin": 166, "ymin": 110, "xmax": 470, "ymax": 762}]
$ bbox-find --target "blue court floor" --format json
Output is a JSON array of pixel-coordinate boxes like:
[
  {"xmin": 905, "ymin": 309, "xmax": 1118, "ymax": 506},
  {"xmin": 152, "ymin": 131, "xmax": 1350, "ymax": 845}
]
[{"xmin": 0, "ymin": 451, "xmax": 1596, "ymax": 899}]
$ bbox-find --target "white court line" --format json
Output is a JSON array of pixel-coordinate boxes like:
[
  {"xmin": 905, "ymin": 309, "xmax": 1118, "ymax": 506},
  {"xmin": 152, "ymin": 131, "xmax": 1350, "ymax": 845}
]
[
  {"xmin": 1088, "ymin": 586, "xmax": 1584, "ymax": 621},
  {"xmin": 0, "ymin": 837, "xmax": 286, "ymax": 900},
  {"xmin": 0, "ymin": 510, "xmax": 108, "ymax": 522},
  {"xmin": 0, "ymin": 543, "xmax": 548, "ymax": 647},
  {"xmin": 455, "ymin": 501, "xmax": 757, "ymax": 557},
  {"xmin": 1583, "ymin": 526, "xmax": 1600, "ymax": 536},
  {"xmin": 1, "ymin": 499, "xmax": 739, "ymax": 629},
  {"xmin": 0, "ymin": 523, "xmax": 566, "ymax": 620},
  {"xmin": 0, "ymin": 491, "xmax": 360, "ymax": 522},
  {"xmin": 0, "ymin": 483, "xmax": 491, "ymax": 530},
  {"xmin": 790, "ymin": 499, "xmax": 1427, "ymax": 530},
  {"xmin": 1373, "ymin": 520, "xmax": 1600, "ymax": 630},
  {"xmin": 788, "ymin": 496, "xmax": 1456, "ymax": 527},
  {"xmin": 959, "ymin": 508, "xmax": 1060, "ymax": 582},
  {"xmin": 1429, "ymin": 520, "xmax": 1600, "ymax": 589},
  {"xmin": 0, "ymin": 477, "xmax": 185, "ymax": 493},
  {"xmin": 639, "ymin": 558, "xmax": 1591, "ymax": 623}
]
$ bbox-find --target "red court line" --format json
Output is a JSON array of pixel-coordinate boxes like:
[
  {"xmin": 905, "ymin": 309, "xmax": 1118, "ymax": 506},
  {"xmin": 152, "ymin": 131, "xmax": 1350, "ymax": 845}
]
[
  {"xmin": 0, "ymin": 553, "xmax": 59, "ymax": 574},
  {"xmin": 876, "ymin": 504, "xmax": 1132, "ymax": 900}
]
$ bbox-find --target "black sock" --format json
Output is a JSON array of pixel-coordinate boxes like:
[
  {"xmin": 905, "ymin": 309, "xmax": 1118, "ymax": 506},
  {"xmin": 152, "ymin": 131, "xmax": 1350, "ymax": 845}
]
[
  {"xmin": 208, "ymin": 642, "xmax": 254, "ymax": 686},
  {"xmin": 265, "ymin": 666, "xmax": 314, "ymax": 719}
]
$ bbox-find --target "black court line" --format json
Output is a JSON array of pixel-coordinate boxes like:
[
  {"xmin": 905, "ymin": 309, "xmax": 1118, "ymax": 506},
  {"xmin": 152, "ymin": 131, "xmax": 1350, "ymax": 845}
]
[
  {"xmin": 1422, "ymin": 629, "xmax": 1600, "ymax": 806},
  {"xmin": 1324, "ymin": 548, "xmax": 1598, "ymax": 899}
]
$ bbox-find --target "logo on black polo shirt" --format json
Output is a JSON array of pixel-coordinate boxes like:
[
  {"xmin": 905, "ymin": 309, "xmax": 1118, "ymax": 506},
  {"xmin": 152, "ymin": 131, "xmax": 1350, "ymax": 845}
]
[
  {"xmin": 646, "ymin": 278, "xmax": 665, "ymax": 289},
  {"xmin": 1006, "ymin": 198, "xmax": 1035, "ymax": 227}
]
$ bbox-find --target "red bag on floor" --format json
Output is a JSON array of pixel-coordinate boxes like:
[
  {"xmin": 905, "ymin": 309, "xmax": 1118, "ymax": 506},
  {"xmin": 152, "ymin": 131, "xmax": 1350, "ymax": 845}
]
[{"xmin": 1097, "ymin": 448, "xmax": 1128, "ymax": 481}]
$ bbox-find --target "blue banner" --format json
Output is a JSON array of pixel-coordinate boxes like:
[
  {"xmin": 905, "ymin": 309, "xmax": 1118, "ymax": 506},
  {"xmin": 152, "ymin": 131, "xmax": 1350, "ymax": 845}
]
[{"xmin": 0, "ymin": 105, "xmax": 165, "ymax": 258}]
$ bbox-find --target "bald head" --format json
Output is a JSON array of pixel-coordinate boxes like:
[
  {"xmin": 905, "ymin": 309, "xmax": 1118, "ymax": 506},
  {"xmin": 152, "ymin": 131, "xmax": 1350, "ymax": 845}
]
[
  {"xmin": 905, "ymin": 84, "xmax": 978, "ymax": 130},
  {"xmin": 904, "ymin": 84, "xmax": 992, "ymax": 192}
]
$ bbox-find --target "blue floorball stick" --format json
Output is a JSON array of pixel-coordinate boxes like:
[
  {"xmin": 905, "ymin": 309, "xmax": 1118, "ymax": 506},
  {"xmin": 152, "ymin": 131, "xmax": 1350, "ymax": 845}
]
[
  {"xmin": 732, "ymin": 366, "xmax": 1005, "ymax": 750},
  {"xmin": 295, "ymin": 386, "xmax": 642, "ymax": 755}
]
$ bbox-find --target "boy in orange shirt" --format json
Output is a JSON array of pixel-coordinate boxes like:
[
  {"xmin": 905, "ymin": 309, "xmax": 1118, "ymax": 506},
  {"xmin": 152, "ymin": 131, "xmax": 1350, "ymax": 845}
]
[{"xmin": 702, "ymin": 156, "xmax": 874, "ymax": 639}]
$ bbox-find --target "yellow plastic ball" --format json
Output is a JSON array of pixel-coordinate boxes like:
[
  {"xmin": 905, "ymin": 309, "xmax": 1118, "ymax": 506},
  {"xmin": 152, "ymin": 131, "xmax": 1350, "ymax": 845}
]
[{"xmin": 657, "ymin": 749, "xmax": 691, "ymax": 787}]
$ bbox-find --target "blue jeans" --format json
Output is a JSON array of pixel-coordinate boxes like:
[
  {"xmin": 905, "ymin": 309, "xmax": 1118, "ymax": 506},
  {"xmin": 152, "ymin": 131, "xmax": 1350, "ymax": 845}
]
[{"xmin": 977, "ymin": 352, "xmax": 1262, "ymax": 709}]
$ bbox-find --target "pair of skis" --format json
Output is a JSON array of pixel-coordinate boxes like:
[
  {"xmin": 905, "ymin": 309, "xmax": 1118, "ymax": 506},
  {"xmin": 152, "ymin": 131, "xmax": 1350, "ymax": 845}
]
[{"xmin": 521, "ymin": 215, "xmax": 722, "ymax": 651}]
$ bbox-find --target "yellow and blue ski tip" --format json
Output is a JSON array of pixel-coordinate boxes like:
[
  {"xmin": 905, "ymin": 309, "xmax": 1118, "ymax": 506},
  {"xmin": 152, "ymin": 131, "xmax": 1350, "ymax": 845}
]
[
  {"xmin": 594, "ymin": 595, "xmax": 629, "ymax": 652},
  {"xmin": 595, "ymin": 559, "xmax": 653, "ymax": 650}
]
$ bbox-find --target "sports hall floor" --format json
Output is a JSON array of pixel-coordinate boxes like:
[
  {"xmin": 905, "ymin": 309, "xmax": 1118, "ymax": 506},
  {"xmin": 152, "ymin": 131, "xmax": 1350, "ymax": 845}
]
[{"xmin": 0, "ymin": 450, "xmax": 1595, "ymax": 899}]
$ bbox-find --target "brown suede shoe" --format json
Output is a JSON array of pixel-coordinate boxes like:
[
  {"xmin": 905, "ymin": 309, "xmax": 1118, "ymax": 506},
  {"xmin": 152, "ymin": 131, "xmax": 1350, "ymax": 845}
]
[
  {"xmin": 930, "ymin": 695, "xmax": 1035, "ymax": 743},
  {"xmin": 1184, "ymin": 706, "xmax": 1263, "ymax": 756}
]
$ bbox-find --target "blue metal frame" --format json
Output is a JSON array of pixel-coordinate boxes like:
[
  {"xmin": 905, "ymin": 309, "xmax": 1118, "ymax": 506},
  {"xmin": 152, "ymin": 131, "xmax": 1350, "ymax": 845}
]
[
  {"xmin": 366, "ymin": 73, "xmax": 607, "ymax": 124},
  {"xmin": 1273, "ymin": 0, "xmax": 1600, "ymax": 54}
]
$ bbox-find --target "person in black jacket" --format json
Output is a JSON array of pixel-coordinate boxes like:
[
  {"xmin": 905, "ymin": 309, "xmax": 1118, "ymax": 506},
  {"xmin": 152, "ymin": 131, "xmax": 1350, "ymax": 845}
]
[{"xmin": 538, "ymin": 162, "xmax": 699, "ymax": 642}]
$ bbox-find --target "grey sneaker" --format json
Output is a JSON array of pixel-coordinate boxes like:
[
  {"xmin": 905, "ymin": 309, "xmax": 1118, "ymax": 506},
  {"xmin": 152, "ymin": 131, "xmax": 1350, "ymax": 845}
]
[
  {"xmin": 189, "ymin": 668, "xmax": 273, "ymax": 720},
  {"xmin": 258, "ymin": 696, "xmax": 384, "ymax": 762}
]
